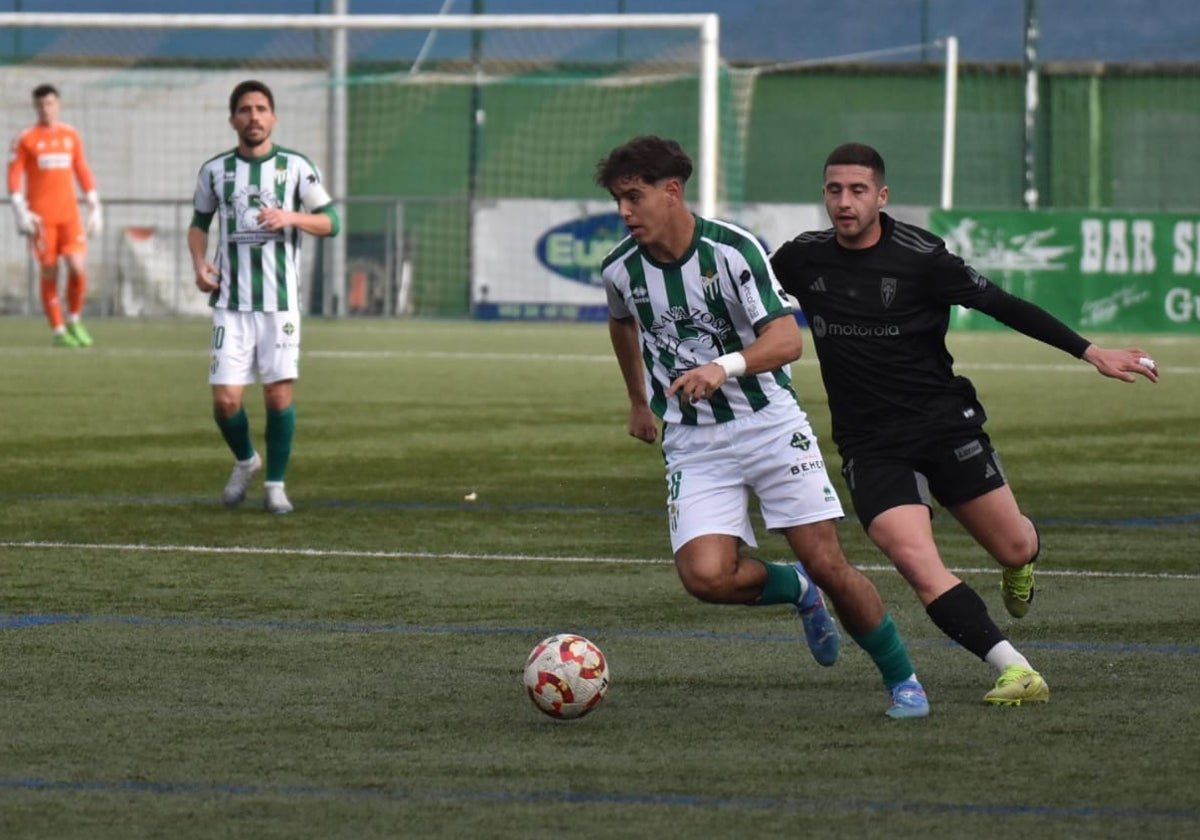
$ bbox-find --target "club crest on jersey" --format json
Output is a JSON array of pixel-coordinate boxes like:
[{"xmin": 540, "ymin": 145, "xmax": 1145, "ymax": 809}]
[
  {"xmin": 701, "ymin": 268, "xmax": 720, "ymax": 301},
  {"xmin": 881, "ymin": 277, "xmax": 897, "ymax": 308},
  {"xmin": 652, "ymin": 307, "xmax": 732, "ymax": 379},
  {"xmin": 275, "ymin": 169, "xmax": 289, "ymax": 185}
]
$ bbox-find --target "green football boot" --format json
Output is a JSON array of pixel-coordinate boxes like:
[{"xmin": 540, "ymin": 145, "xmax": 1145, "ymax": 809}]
[
  {"xmin": 66, "ymin": 321, "xmax": 94, "ymax": 347},
  {"xmin": 984, "ymin": 665, "xmax": 1050, "ymax": 706},
  {"xmin": 1001, "ymin": 562, "xmax": 1035, "ymax": 618},
  {"xmin": 52, "ymin": 330, "xmax": 80, "ymax": 348}
]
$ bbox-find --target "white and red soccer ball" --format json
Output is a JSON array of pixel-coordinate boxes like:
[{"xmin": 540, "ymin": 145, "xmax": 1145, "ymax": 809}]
[{"xmin": 523, "ymin": 633, "xmax": 610, "ymax": 720}]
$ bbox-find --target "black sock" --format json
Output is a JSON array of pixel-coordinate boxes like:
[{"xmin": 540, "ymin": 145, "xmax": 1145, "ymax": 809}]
[{"xmin": 925, "ymin": 582, "xmax": 1006, "ymax": 660}]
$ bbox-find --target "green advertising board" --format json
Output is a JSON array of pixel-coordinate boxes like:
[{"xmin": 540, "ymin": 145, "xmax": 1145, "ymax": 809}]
[{"xmin": 929, "ymin": 210, "xmax": 1200, "ymax": 333}]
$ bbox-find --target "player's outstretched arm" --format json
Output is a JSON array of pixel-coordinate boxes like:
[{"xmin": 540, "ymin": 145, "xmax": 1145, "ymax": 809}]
[{"xmin": 1081, "ymin": 344, "xmax": 1160, "ymax": 384}]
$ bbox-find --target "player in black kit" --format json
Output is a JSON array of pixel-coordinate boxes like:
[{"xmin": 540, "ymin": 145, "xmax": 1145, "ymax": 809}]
[{"xmin": 771, "ymin": 142, "xmax": 1159, "ymax": 705}]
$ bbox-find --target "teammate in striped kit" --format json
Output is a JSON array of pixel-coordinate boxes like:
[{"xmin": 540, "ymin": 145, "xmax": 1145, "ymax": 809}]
[
  {"xmin": 188, "ymin": 80, "xmax": 340, "ymax": 515},
  {"xmin": 597, "ymin": 135, "xmax": 929, "ymax": 718},
  {"xmin": 7, "ymin": 84, "xmax": 102, "ymax": 348}
]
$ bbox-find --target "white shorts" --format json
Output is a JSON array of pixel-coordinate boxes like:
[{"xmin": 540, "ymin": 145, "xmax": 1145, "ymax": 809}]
[
  {"xmin": 661, "ymin": 399, "xmax": 844, "ymax": 553},
  {"xmin": 208, "ymin": 309, "xmax": 301, "ymax": 386}
]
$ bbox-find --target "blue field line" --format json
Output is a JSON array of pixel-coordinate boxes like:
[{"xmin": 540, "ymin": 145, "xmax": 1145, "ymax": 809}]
[
  {"xmin": 2, "ymin": 612, "xmax": 1198, "ymax": 656},
  {"xmin": 0, "ymin": 775, "xmax": 1196, "ymax": 822},
  {"xmin": 1037, "ymin": 512, "xmax": 1200, "ymax": 528},
  {"xmin": 0, "ymin": 613, "xmax": 80, "ymax": 630}
]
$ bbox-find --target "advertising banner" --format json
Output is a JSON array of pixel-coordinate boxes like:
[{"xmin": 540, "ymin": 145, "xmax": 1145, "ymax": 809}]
[
  {"xmin": 930, "ymin": 210, "xmax": 1200, "ymax": 333},
  {"xmin": 470, "ymin": 199, "xmax": 827, "ymax": 321}
]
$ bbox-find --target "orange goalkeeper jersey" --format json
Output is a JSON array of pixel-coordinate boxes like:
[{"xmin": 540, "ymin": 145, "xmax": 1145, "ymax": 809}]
[{"xmin": 7, "ymin": 121, "xmax": 95, "ymax": 224}]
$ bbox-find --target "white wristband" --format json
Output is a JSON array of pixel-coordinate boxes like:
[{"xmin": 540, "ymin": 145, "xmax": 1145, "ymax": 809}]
[{"xmin": 713, "ymin": 352, "xmax": 747, "ymax": 379}]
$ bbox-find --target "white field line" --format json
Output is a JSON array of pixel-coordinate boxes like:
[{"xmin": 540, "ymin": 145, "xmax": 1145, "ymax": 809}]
[
  {"xmin": 0, "ymin": 345, "xmax": 1197, "ymax": 373},
  {"xmin": 3, "ymin": 540, "xmax": 1199, "ymax": 581}
]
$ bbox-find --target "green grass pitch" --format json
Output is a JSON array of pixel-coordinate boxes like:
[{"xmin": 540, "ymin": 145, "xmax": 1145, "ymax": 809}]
[{"xmin": 1, "ymin": 316, "xmax": 1197, "ymax": 839}]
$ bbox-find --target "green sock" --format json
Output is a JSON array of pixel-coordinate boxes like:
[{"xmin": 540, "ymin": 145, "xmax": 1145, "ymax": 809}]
[
  {"xmin": 214, "ymin": 406, "xmax": 254, "ymax": 462},
  {"xmin": 265, "ymin": 404, "xmax": 295, "ymax": 482},
  {"xmin": 754, "ymin": 559, "xmax": 802, "ymax": 605},
  {"xmin": 851, "ymin": 613, "xmax": 916, "ymax": 688}
]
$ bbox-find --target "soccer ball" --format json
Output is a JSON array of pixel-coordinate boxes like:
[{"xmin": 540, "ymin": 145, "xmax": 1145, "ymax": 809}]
[{"xmin": 522, "ymin": 633, "xmax": 610, "ymax": 720}]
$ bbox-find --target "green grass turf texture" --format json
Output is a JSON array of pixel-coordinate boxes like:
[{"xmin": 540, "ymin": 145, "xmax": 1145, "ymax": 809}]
[{"xmin": 1, "ymin": 316, "xmax": 1197, "ymax": 840}]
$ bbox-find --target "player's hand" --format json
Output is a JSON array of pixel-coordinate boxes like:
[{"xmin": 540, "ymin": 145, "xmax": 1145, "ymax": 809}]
[
  {"xmin": 85, "ymin": 204, "xmax": 103, "ymax": 236},
  {"xmin": 256, "ymin": 207, "xmax": 291, "ymax": 231},
  {"xmin": 627, "ymin": 403, "xmax": 658, "ymax": 444},
  {"xmin": 1082, "ymin": 344, "xmax": 1159, "ymax": 383},
  {"xmin": 13, "ymin": 206, "xmax": 40, "ymax": 236},
  {"xmin": 194, "ymin": 262, "xmax": 219, "ymax": 293},
  {"xmin": 11, "ymin": 194, "xmax": 40, "ymax": 236},
  {"xmin": 666, "ymin": 362, "xmax": 728, "ymax": 405}
]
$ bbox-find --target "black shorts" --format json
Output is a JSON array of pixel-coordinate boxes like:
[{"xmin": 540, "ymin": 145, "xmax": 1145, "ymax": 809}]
[{"xmin": 840, "ymin": 432, "xmax": 1008, "ymax": 530}]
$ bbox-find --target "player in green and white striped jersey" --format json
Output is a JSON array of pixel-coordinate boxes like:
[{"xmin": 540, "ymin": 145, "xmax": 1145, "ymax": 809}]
[
  {"xmin": 597, "ymin": 136, "xmax": 929, "ymax": 718},
  {"xmin": 188, "ymin": 80, "xmax": 340, "ymax": 515},
  {"xmin": 600, "ymin": 212, "xmax": 797, "ymax": 426}
]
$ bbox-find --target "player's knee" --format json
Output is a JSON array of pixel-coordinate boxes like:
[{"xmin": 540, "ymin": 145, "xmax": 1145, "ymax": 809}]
[
  {"xmin": 880, "ymin": 539, "xmax": 926, "ymax": 570},
  {"xmin": 676, "ymin": 558, "xmax": 744, "ymax": 603},
  {"xmin": 212, "ymin": 393, "xmax": 242, "ymax": 418},
  {"xmin": 678, "ymin": 568, "xmax": 729, "ymax": 603},
  {"xmin": 995, "ymin": 533, "xmax": 1038, "ymax": 567}
]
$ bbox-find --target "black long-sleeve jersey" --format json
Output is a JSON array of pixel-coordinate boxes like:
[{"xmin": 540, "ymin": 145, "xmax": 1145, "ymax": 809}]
[{"xmin": 771, "ymin": 212, "xmax": 1091, "ymax": 457}]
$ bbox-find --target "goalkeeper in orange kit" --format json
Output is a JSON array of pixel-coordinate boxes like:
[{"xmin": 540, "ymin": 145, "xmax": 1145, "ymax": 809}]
[{"xmin": 7, "ymin": 83, "xmax": 102, "ymax": 348}]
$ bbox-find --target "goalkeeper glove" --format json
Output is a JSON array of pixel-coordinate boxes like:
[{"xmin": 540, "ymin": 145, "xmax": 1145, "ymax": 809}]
[
  {"xmin": 85, "ymin": 190, "xmax": 102, "ymax": 236},
  {"xmin": 11, "ymin": 193, "xmax": 41, "ymax": 236}
]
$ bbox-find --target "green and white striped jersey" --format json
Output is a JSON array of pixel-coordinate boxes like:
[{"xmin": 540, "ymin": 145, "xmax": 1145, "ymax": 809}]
[
  {"xmin": 192, "ymin": 144, "xmax": 332, "ymax": 312},
  {"xmin": 602, "ymin": 214, "xmax": 799, "ymax": 425}
]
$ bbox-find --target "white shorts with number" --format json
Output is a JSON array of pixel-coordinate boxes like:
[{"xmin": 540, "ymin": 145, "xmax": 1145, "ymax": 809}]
[
  {"xmin": 661, "ymin": 398, "xmax": 844, "ymax": 553},
  {"xmin": 208, "ymin": 309, "xmax": 301, "ymax": 386}
]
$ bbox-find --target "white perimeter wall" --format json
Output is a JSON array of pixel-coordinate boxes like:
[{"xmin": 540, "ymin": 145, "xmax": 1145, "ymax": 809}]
[{"xmin": 0, "ymin": 66, "xmax": 328, "ymax": 314}]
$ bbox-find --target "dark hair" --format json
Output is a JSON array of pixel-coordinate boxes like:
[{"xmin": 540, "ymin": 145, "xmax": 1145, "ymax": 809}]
[
  {"xmin": 825, "ymin": 142, "xmax": 886, "ymax": 184},
  {"xmin": 229, "ymin": 80, "xmax": 275, "ymax": 116},
  {"xmin": 595, "ymin": 135, "xmax": 694, "ymax": 191},
  {"xmin": 32, "ymin": 84, "xmax": 59, "ymax": 100}
]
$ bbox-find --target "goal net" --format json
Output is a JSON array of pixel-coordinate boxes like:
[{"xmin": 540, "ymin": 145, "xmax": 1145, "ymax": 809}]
[{"xmin": 0, "ymin": 12, "xmax": 721, "ymax": 319}]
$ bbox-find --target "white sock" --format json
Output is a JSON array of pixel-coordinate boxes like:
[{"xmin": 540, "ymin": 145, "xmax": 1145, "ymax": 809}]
[{"xmin": 985, "ymin": 641, "xmax": 1032, "ymax": 672}]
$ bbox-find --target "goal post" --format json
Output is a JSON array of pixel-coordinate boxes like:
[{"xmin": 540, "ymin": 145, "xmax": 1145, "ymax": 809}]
[
  {"xmin": 0, "ymin": 11, "xmax": 720, "ymax": 318},
  {"xmin": 723, "ymin": 37, "xmax": 960, "ymax": 211}
]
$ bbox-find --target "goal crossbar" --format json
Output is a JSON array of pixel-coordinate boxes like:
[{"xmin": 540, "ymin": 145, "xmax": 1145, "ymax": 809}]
[{"xmin": 0, "ymin": 12, "xmax": 722, "ymax": 215}]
